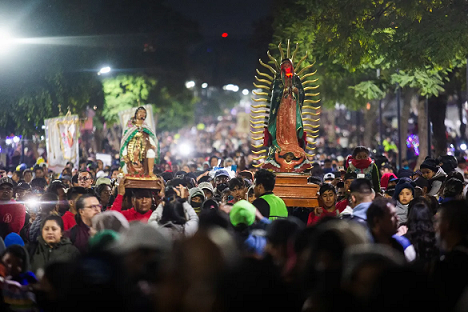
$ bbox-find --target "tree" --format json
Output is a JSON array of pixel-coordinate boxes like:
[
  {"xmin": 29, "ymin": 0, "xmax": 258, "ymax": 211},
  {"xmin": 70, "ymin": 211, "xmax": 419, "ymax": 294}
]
[
  {"xmin": 271, "ymin": 0, "xmax": 468, "ymax": 161},
  {"xmin": 101, "ymin": 74, "xmax": 197, "ymax": 132}
]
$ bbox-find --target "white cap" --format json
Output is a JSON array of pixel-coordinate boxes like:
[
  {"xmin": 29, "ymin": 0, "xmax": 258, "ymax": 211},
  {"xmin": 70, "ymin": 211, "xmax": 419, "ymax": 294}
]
[{"xmin": 323, "ymin": 173, "xmax": 335, "ymax": 181}]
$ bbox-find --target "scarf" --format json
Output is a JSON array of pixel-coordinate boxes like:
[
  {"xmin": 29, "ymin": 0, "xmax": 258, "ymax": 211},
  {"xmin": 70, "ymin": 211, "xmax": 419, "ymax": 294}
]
[{"xmin": 351, "ymin": 158, "xmax": 372, "ymax": 170}]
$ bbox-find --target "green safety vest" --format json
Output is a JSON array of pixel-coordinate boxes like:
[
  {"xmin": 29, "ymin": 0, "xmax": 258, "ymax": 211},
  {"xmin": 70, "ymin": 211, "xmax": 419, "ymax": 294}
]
[{"xmin": 260, "ymin": 193, "xmax": 288, "ymax": 220}]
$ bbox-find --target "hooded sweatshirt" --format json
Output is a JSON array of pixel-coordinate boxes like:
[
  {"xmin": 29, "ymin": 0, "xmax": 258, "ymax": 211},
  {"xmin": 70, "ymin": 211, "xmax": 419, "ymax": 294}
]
[
  {"xmin": 395, "ymin": 202, "xmax": 409, "ymax": 225},
  {"xmin": 0, "ymin": 200, "xmax": 26, "ymax": 238},
  {"xmin": 188, "ymin": 187, "xmax": 205, "ymax": 215},
  {"xmin": 148, "ymin": 201, "xmax": 199, "ymax": 240},
  {"xmin": 428, "ymin": 167, "xmax": 446, "ymax": 196}
]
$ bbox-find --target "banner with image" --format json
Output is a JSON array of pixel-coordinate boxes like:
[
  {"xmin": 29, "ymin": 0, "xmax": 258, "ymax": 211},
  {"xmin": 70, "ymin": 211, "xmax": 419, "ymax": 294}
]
[{"xmin": 45, "ymin": 114, "xmax": 80, "ymax": 170}]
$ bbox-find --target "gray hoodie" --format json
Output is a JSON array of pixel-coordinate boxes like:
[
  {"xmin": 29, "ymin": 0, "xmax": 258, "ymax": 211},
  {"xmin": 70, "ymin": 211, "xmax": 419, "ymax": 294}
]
[{"xmin": 395, "ymin": 201, "xmax": 408, "ymax": 225}]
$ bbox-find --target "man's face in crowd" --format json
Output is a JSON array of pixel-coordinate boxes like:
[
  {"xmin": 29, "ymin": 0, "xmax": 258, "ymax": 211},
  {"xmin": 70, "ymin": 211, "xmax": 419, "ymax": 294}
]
[
  {"xmin": 100, "ymin": 185, "xmax": 112, "ymax": 205},
  {"xmin": 111, "ymin": 170, "xmax": 119, "ymax": 180},
  {"xmin": 132, "ymin": 191, "xmax": 152, "ymax": 214},
  {"xmin": 79, "ymin": 196, "xmax": 101, "ymax": 224},
  {"xmin": 191, "ymin": 195, "xmax": 203, "ymax": 206},
  {"xmin": 230, "ymin": 185, "xmax": 246, "ymax": 202},
  {"xmin": 344, "ymin": 178, "xmax": 355, "ymax": 193},
  {"xmin": 11, "ymin": 172, "xmax": 20, "ymax": 183},
  {"xmin": 202, "ymin": 189, "xmax": 213, "ymax": 199},
  {"xmin": 78, "ymin": 172, "xmax": 93, "ymax": 189},
  {"xmin": 0, "ymin": 184, "xmax": 13, "ymax": 201},
  {"xmin": 35, "ymin": 169, "xmax": 44, "ymax": 179},
  {"xmin": 320, "ymin": 190, "xmax": 336, "ymax": 209},
  {"xmin": 62, "ymin": 179, "xmax": 71, "ymax": 189},
  {"xmin": 210, "ymin": 158, "xmax": 219, "ymax": 168},
  {"xmin": 324, "ymin": 161, "xmax": 332, "ymax": 168},
  {"xmin": 215, "ymin": 176, "xmax": 229, "ymax": 187},
  {"xmin": 24, "ymin": 172, "xmax": 32, "ymax": 183},
  {"xmin": 16, "ymin": 189, "xmax": 30, "ymax": 201},
  {"xmin": 377, "ymin": 203, "xmax": 398, "ymax": 237},
  {"xmin": 253, "ymin": 180, "xmax": 264, "ymax": 198},
  {"xmin": 459, "ymin": 162, "xmax": 467, "ymax": 170}
]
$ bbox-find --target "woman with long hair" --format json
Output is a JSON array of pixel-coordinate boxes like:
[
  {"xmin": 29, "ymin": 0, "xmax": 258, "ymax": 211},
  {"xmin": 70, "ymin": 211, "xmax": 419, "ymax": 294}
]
[{"xmin": 406, "ymin": 200, "xmax": 438, "ymax": 263}]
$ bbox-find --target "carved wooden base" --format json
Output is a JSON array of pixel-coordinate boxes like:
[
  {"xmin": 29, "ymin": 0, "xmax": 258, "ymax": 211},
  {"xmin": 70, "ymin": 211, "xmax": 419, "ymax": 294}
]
[
  {"xmin": 124, "ymin": 176, "xmax": 159, "ymax": 189},
  {"xmin": 273, "ymin": 173, "xmax": 319, "ymax": 207}
]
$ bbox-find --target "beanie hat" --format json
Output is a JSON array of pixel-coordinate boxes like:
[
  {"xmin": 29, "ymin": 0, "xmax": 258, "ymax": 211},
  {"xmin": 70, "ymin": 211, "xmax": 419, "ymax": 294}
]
[
  {"xmin": 116, "ymin": 223, "xmax": 171, "ymax": 254},
  {"xmin": 420, "ymin": 157, "xmax": 438, "ymax": 172},
  {"xmin": 189, "ymin": 187, "xmax": 205, "ymax": 202},
  {"xmin": 92, "ymin": 210, "xmax": 130, "ymax": 233},
  {"xmin": 393, "ymin": 180, "xmax": 415, "ymax": 201},
  {"xmin": 199, "ymin": 182, "xmax": 214, "ymax": 194},
  {"xmin": 4, "ymin": 233, "xmax": 25, "ymax": 247},
  {"xmin": 88, "ymin": 230, "xmax": 120, "ymax": 252},
  {"xmin": 230, "ymin": 200, "xmax": 256, "ymax": 227}
]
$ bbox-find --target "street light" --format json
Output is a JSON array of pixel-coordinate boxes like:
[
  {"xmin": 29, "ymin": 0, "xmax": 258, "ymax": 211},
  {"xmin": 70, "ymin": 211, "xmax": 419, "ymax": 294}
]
[
  {"xmin": 98, "ymin": 66, "xmax": 111, "ymax": 75},
  {"xmin": 0, "ymin": 30, "xmax": 14, "ymax": 54},
  {"xmin": 185, "ymin": 81, "xmax": 195, "ymax": 89},
  {"xmin": 201, "ymin": 83, "xmax": 208, "ymax": 89},
  {"xmin": 242, "ymin": 89, "xmax": 249, "ymax": 95}
]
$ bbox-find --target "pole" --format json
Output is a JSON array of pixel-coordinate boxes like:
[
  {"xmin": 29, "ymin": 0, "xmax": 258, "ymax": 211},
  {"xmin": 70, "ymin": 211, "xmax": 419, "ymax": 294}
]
[
  {"xmin": 426, "ymin": 97, "xmax": 431, "ymax": 157},
  {"xmin": 396, "ymin": 82, "xmax": 402, "ymax": 169},
  {"xmin": 20, "ymin": 136, "xmax": 25, "ymax": 164},
  {"xmin": 377, "ymin": 69, "xmax": 383, "ymax": 148}
]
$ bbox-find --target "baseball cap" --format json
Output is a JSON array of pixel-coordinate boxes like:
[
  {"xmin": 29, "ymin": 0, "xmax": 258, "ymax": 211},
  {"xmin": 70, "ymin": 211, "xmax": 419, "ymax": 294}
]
[
  {"xmin": 230, "ymin": 200, "xmax": 256, "ymax": 227},
  {"xmin": 0, "ymin": 177, "xmax": 14, "ymax": 187},
  {"xmin": 15, "ymin": 181, "xmax": 31, "ymax": 191},
  {"xmin": 95, "ymin": 177, "xmax": 112, "ymax": 187},
  {"xmin": 239, "ymin": 170, "xmax": 254, "ymax": 182},
  {"xmin": 323, "ymin": 173, "xmax": 335, "ymax": 181},
  {"xmin": 214, "ymin": 169, "xmax": 230, "ymax": 179}
]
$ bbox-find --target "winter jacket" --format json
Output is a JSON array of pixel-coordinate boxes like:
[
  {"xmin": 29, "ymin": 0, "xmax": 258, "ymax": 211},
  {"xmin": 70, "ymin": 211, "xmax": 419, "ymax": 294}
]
[
  {"xmin": 427, "ymin": 167, "xmax": 446, "ymax": 196},
  {"xmin": 64, "ymin": 220, "xmax": 91, "ymax": 254},
  {"xmin": 347, "ymin": 162, "xmax": 381, "ymax": 193},
  {"xmin": 110, "ymin": 194, "xmax": 152, "ymax": 222},
  {"xmin": 62, "ymin": 211, "xmax": 76, "ymax": 231},
  {"xmin": 395, "ymin": 201, "xmax": 409, "ymax": 225},
  {"xmin": 29, "ymin": 236, "xmax": 80, "ymax": 273},
  {"xmin": 148, "ymin": 201, "xmax": 199, "ymax": 240},
  {"xmin": 307, "ymin": 207, "xmax": 341, "ymax": 226},
  {"xmin": 0, "ymin": 200, "xmax": 26, "ymax": 239}
]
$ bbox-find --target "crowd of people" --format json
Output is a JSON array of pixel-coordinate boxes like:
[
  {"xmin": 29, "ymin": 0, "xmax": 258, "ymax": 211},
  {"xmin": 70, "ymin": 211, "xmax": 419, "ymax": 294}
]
[{"xmin": 0, "ymin": 144, "xmax": 467, "ymax": 311}]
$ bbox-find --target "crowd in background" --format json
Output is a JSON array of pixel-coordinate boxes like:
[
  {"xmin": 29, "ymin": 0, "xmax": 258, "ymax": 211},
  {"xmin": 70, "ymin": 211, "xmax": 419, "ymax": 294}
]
[{"xmin": 0, "ymin": 141, "xmax": 468, "ymax": 311}]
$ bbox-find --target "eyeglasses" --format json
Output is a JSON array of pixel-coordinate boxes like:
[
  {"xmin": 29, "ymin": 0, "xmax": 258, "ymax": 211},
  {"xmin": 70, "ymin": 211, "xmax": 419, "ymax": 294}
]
[
  {"xmin": 0, "ymin": 187, "xmax": 12, "ymax": 192},
  {"xmin": 84, "ymin": 204, "xmax": 102, "ymax": 210},
  {"xmin": 79, "ymin": 177, "xmax": 91, "ymax": 181}
]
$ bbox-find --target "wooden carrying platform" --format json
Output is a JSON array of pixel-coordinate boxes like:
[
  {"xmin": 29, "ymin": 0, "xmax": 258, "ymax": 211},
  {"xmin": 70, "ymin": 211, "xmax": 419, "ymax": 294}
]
[
  {"xmin": 124, "ymin": 176, "xmax": 159, "ymax": 189},
  {"xmin": 274, "ymin": 173, "xmax": 319, "ymax": 207}
]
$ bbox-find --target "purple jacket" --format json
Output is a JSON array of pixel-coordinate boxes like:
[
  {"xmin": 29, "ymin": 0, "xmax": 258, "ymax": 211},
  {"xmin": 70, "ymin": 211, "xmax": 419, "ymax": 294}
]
[{"xmin": 65, "ymin": 220, "xmax": 90, "ymax": 254}]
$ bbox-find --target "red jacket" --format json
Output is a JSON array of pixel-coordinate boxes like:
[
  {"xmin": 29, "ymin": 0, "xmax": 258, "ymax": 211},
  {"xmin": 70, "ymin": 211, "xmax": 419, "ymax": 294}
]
[
  {"xmin": 0, "ymin": 200, "xmax": 26, "ymax": 237},
  {"xmin": 307, "ymin": 207, "xmax": 341, "ymax": 226},
  {"xmin": 62, "ymin": 211, "xmax": 77, "ymax": 231},
  {"xmin": 110, "ymin": 195, "xmax": 152, "ymax": 222},
  {"xmin": 336, "ymin": 199, "xmax": 349, "ymax": 213}
]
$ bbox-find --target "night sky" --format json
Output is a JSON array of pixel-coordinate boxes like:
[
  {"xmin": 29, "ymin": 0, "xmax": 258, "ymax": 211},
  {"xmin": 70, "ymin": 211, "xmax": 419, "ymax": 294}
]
[
  {"xmin": 0, "ymin": 0, "xmax": 273, "ymax": 89},
  {"xmin": 165, "ymin": 0, "xmax": 271, "ymax": 39},
  {"xmin": 164, "ymin": 0, "xmax": 273, "ymax": 87}
]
